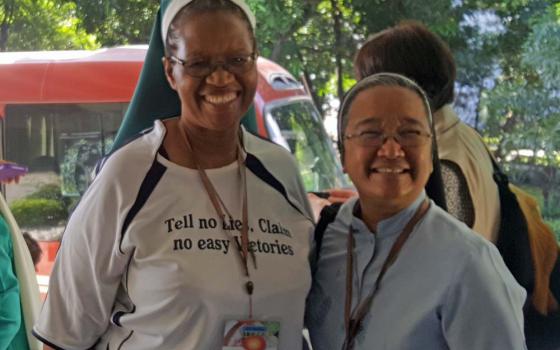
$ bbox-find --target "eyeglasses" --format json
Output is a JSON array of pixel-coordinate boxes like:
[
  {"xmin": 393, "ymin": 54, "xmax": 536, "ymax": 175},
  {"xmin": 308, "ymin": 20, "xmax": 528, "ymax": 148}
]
[
  {"xmin": 344, "ymin": 129, "xmax": 432, "ymax": 148},
  {"xmin": 169, "ymin": 53, "xmax": 257, "ymax": 78}
]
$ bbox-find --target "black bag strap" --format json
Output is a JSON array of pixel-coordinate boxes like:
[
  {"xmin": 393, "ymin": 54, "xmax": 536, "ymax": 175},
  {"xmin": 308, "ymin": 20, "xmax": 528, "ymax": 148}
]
[
  {"xmin": 313, "ymin": 202, "xmax": 342, "ymax": 267},
  {"xmin": 485, "ymin": 148, "xmax": 535, "ymax": 294},
  {"xmin": 485, "ymin": 146, "xmax": 560, "ymax": 349}
]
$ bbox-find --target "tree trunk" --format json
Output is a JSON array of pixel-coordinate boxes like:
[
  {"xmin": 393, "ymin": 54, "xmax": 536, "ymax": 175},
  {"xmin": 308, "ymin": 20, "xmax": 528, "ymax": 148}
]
[
  {"xmin": 270, "ymin": 36, "xmax": 288, "ymax": 62},
  {"xmin": 474, "ymin": 85, "xmax": 483, "ymax": 131},
  {"xmin": 303, "ymin": 70, "xmax": 324, "ymax": 117},
  {"xmin": 0, "ymin": 0, "xmax": 16, "ymax": 52},
  {"xmin": 330, "ymin": 0, "xmax": 344, "ymax": 102},
  {"xmin": 0, "ymin": 22, "xmax": 8, "ymax": 52},
  {"xmin": 270, "ymin": 0, "xmax": 320, "ymax": 62},
  {"xmin": 542, "ymin": 165, "xmax": 557, "ymax": 216},
  {"xmin": 295, "ymin": 48, "xmax": 324, "ymax": 116}
]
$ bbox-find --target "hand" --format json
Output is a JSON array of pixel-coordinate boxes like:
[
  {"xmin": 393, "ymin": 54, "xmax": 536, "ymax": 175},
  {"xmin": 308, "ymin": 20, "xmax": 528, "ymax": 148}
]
[
  {"xmin": 307, "ymin": 188, "xmax": 356, "ymax": 222},
  {"xmin": 0, "ymin": 160, "xmax": 22, "ymax": 184},
  {"xmin": 308, "ymin": 193, "xmax": 333, "ymax": 222},
  {"xmin": 325, "ymin": 188, "xmax": 357, "ymax": 203}
]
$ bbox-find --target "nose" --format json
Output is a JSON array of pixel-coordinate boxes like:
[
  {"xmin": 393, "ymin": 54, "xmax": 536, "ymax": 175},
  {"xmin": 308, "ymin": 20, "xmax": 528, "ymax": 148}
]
[
  {"xmin": 205, "ymin": 65, "xmax": 235, "ymax": 86},
  {"xmin": 377, "ymin": 136, "xmax": 405, "ymax": 159}
]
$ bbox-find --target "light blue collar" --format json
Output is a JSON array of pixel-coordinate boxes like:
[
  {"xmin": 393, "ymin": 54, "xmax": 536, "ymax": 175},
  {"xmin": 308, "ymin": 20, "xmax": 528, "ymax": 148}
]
[{"xmin": 344, "ymin": 191, "xmax": 427, "ymax": 238}]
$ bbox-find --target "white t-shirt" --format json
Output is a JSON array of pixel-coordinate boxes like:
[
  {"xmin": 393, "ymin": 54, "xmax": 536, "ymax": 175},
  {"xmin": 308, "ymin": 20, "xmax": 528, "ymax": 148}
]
[{"xmin": 34, "ymin": 120, "xmax": 314, "ymax": 350}]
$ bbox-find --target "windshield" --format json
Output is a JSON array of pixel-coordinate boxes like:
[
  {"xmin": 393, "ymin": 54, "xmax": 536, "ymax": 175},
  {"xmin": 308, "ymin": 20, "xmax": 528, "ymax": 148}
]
[{"xmin": 265, "ymin": 98, "xmax": 346, "ymax": 191}]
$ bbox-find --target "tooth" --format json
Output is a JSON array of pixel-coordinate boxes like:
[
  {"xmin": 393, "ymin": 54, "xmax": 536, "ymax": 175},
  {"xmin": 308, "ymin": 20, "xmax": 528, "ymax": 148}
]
[
  {"xmin": 376, "ymin": 168, "xmax": 404, "ymax": 173},
  {"xmin": 205, "ymin": 93, "xmax": 236, "ymax": 104}
]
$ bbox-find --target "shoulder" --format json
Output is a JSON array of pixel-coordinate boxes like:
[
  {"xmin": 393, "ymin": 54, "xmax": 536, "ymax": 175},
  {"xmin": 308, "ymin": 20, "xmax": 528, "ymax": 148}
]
[
  {"xmin": 71, "ymin": 122, "xmax": 167, "ymax": 214},
  {"xmin": 99, "ymin": 121, "xmax": 165, "ymax": 176},
  {"xmin": 243, "ymin": 130, "xmax": 313, "ymax": 220},
  {"xmin": 243, "ymin": 130, "xmax": 299, "ymax": 169},
  {"xmin": 421, "ymin": 204, "xmax": 523, "ymax": 290},
  {"xmin": 244, "ymin": 130, "xmax": 300, "ymax": 182},
  {"xmin": 420, "ymin": 204, "xmax": 499, "ymax": 258},
  {"xmin": 89, "ymin": 121, "xmax": 166, "ymax": 192}
]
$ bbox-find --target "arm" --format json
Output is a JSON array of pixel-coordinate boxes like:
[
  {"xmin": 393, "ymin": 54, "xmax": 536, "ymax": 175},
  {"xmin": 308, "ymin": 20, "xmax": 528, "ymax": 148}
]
[
  {"xmin": 442, "ymin": 244, "xmax": 527, "ymax": 349},
  {"xmin": 308, "ymin": 188, "xmax": 356, "ymax": 221},
  {"xmin": 32, "ymin": 169, "xmax": 132, "ymax": 349},
  {"xmin": 0, "ymin": 218, "xmax": 21, "ymax": 349},
  {"xmin": 325, "ymin": 188, "xmax": 357, "ymax": 203},
  {"xmin": 0, "ymin": 160, "xmax": 24, "ymax": 184},
  {"xmin": 307, "ymin": 193, "xmax": 332, "ymax": 222}
]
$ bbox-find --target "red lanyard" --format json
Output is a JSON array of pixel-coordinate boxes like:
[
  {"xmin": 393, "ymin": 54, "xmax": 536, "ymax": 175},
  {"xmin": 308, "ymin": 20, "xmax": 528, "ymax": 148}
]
[
  {"xmin": 178, "ymin": 124, "xmax": 256, "ymax": 318},
  {"xmin": 342, "ymin": 199, "xmax": 430, "ymax": 350}
]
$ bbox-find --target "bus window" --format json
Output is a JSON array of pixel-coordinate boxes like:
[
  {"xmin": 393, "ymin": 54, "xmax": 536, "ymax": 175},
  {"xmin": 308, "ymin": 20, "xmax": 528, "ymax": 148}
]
[
  {"xmin": 265, "ymin": 98, "xmax": 345, "ymax": 191},
  {"xmin": 4, "ymin": 103, "xmax": 126, "ymax": 232}
]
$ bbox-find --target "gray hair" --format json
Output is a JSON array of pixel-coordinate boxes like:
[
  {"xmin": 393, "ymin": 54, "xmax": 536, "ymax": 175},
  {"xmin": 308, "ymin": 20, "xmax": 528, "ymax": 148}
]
[{"xmin": 337, "ymin": 72, "xmax": 434, "ymax": 158}]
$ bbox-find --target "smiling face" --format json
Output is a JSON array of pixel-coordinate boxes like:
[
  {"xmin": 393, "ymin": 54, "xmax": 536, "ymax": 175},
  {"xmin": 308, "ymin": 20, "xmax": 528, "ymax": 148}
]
[
  {"xmin": 343, "ymin": 85, "xmax": 433, "ymax": 211},
  {"xmin": 163, "ymin": 10, "xmax": 257, "ymax": 132}
]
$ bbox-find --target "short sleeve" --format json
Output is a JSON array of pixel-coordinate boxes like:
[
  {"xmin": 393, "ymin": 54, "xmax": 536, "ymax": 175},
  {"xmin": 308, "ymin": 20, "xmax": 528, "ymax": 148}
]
[
  {"xmin": 441, "ymin": 243, "xmax": 527, "ymax": 350},
  {"xmin": 0, "ymin": 217, "xmax": 21, "ymax": 349},
  {"xmin": 33, "ymin": 173, "xmax": 132, "ymax": 349}
]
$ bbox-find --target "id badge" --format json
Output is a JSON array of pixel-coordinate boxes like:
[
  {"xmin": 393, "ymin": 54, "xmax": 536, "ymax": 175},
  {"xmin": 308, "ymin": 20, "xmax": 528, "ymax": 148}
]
[{"xmin": 222, "ymin": 320, "xmax": 280, "ymax": 350}]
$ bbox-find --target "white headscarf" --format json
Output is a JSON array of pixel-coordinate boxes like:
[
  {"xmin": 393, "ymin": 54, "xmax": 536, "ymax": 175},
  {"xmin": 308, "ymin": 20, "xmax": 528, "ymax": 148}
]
[{"xmin": 161, "ymin": 0, "xmax": 256, "ymax": 42}]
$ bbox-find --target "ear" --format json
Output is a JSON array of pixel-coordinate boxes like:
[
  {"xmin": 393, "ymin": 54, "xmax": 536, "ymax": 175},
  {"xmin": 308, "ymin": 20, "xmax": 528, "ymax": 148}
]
[{"xmin": 162, "ymin": 56, "xmax": 178, "ymax": 91}]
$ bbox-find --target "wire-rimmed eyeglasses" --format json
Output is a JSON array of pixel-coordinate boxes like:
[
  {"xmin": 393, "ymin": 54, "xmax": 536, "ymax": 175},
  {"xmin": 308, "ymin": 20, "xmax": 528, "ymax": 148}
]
[
  {"xmin": 168, "ymin": 53, "xmax": 257, "ymax": 78},
  {"xmin": 344, "ymin": 129, "xmax": 432, "ymax": 148}
]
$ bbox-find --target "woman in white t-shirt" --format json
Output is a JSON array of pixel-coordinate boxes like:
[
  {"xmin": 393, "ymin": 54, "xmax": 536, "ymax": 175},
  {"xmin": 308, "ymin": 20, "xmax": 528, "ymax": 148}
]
[{"xmin": 33, "ymin": 1, "xmax": 314, "ymax": 349}]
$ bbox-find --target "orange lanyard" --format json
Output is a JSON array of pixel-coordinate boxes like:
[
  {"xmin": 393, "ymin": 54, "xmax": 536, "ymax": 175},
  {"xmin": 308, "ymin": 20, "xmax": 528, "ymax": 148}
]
[
  {"xmin": 178, "ymin": 124, "xmax": 256, "ymax": 318},
  {"xmin": 342, "ymin": 199, "xmax": 430, "ymax": 350}
]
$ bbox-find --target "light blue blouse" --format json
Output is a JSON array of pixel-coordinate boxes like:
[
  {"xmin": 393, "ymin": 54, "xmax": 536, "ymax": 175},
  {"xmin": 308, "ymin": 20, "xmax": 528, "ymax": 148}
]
[{"xmin": 306, "ymin": 192, "xmax": 527, "ymax": 350}]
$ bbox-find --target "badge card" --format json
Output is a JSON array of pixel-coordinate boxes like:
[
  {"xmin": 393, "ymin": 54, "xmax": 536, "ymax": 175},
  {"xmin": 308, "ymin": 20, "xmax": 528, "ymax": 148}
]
[{"xmin": 222, "ymin": 320, "xmax": 280, "ymax": 350}]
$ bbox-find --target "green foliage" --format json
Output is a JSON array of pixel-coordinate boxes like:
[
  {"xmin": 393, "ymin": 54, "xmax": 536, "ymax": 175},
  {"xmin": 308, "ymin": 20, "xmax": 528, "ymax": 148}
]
[
  {"xmin": 522, "ymin": 6, "xmax": 560, "ymax": 89},
  {"xmin": 542, "ymin": 192, "xmax": 560, "ymax": 218},
  {"xmin": 247, "ymin": 0, "xmax": 465, "ymax": 115},
  {"xmin": 247, "ymin": 0, "xmax": 359, "ymax": 112},
  {"xmin": 27, "ymin": 183, "xmax": 74, "ymax": 210},
  {"xmin": 60, "ymin": 138, "xmax": 102, "ymax": 197},
  {"xmin": 517, "ymin": 185, "xmax": 545, "ymax": 207},
  {"xmin": 0, "ymin": 0, "xmax": 98, "ymax": 51},
  {"xmin": 8, "ymin": 183, "xmax": 74, "ymax": 228},
  {"xmin": 71, "ymin": 0, "xmax": 159, "ymax": 46},
  {"xmin": 481, "ymin": 78, "xmax": 560, "ymax": 158},
  {"xmin": 10, "ymin": 198, "xmax": 67, "ymax": 228},
  {"xmin": 478, "ymin": 2, "xmax": 560, "ymax": 214},
  {"xmin": 546, "ymin": 219, "xmax": 560, "ymax": 242}
]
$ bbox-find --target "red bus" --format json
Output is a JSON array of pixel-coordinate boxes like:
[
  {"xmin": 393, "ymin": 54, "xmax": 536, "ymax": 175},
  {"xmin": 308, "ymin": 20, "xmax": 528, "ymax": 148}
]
[{"xmin": 0, "ymin": 45, "xmax": 345, "ymax": 297}]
